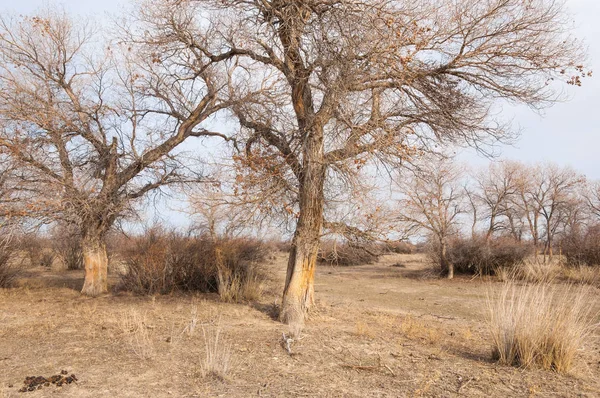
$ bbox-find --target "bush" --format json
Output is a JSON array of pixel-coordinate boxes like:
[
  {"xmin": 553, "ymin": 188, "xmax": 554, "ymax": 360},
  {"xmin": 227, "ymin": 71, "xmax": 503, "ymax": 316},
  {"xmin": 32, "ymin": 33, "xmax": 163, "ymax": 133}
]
[
  {"xmin": 39, "ymin": 251, "xmax": 56, "ymax": 268},
  {"xmin": 0, "ymin": 244, "xmax": 19, "ymax": 288},
  {"xmin": 384, "ymin": 241, "xmax": 415, "ymax": 254},
  {"xmin": 117, "ymin": 230, "xmax": 268, "ymax": 301},
  {"xmin": 19, "ymin": 233, "xmax": 48, "ymax": 267},
  {"xmin": 318, "ymin": 241, "xmax": 380, "ymax": 266},
  {"xmin": 440, "ymin": 236, "xmax": 531, "ymax": 275},
  {"xmin": 55, "ymin": 235, "xmax": 84, "ymax": 270},
  {"xmin": 562, "ymin": 225, "xmax": 600, "ymax": 267},
  {"xmin": 487, "ymin": 281, "xmax": 595, "ymax": 373}
]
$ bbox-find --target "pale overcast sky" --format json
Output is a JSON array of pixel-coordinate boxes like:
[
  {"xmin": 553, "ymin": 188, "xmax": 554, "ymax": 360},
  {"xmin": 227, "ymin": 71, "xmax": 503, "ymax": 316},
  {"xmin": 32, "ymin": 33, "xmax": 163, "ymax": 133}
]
[{"xmin": 1, "ymin": 0, "xmax": 598, "ymax": 227}]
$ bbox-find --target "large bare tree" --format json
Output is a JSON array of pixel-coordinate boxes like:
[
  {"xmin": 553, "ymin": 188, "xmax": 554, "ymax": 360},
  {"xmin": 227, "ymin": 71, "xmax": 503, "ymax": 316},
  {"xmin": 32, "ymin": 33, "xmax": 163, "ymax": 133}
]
[
  {"xmin": 0, "ymin": 9, "xmax": 235, "ymax": 295},
  {"xmin": 133, "ymin": 0, "xmax": 587, "ymax": 325}
]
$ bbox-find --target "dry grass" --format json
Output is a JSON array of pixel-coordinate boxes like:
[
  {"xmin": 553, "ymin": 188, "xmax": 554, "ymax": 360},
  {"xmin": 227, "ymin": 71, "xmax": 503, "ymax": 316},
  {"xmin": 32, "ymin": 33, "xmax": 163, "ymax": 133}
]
[
  {"xmin": 486, "ymin": 280, "xmax": 597, "ymax": 373},
  {"xmin": 354, "ymin": 321, "xmax": 375, "ymax": 338},
  {"xmin": 400, "ymin": 315, "xmax": 441, "ymax": 345},
  {"xmin": 200, "ymin": 321, "xmax": 235, "ymax": 380},
  {"xmin": 217, "ymin": 269, "xmax": 264, "ymax": 303},
  {"xmin": 120, "ymin": 310, "xmax": 155, "ymax": 360},
  {"xmin": 514, "ymin": 258, "xmax": 562, "ymax": 283},
  {"xmin": 562, "ymin": 265, "xmax": 600, "ymax": 286}
]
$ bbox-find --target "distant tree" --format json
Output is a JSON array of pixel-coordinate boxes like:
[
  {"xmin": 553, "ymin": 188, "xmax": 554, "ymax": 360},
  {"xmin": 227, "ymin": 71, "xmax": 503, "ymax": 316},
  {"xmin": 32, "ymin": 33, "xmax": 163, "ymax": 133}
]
[
  {"xmin": 472, "ymin": 161, "xmax": 520, "ymax": 240},
  {"xmin": 132, "ymin": 0, "xmax": 588, "ymax": 325},
  {"xmin": 531, "ymin": 164, "xmax": 585, "ymax": 258},
  {"xmin": 396, "ymin": 158, "xmax": 466, "ymax": 279},
  {"xmin": 0, "ymin": 9, "xmax": 234, "ymax": 295},
  {"xmin": 586, "ymin": 181, "xmax": 600, "ymax": 220}
]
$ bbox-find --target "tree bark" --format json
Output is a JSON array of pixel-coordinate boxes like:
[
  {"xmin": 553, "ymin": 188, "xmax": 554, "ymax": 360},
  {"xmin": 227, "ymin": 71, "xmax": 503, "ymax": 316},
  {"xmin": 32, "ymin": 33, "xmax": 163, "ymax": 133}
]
[
  {"xmin": 280, "ymin": 154, "xmax": 325, "ymax": 326},
  {"xmin": 440, "ymin": 239, "xmax": 453, "ymax": 279},
  {"xmin": 80, "ymin": 234, "xmax": 109, "ymax": 296}
]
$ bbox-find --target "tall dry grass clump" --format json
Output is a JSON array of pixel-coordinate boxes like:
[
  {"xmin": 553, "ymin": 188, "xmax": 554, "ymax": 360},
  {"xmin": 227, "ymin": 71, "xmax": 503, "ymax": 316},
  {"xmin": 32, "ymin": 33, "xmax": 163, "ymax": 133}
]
[
  {"xmin": 487, "ymin": 281, "xmax": 597, "ymax": 373},
  {"xmin": 200, "ymin": 322, "xmax": 235, "ymax": 380}
]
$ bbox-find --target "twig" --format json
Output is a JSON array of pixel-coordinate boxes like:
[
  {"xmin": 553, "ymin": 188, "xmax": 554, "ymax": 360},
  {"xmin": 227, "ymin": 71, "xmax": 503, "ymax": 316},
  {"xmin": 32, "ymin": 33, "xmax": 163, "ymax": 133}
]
[{"xmin": 457, "ymin": 377, "xmax": 474, "ymax": 394}]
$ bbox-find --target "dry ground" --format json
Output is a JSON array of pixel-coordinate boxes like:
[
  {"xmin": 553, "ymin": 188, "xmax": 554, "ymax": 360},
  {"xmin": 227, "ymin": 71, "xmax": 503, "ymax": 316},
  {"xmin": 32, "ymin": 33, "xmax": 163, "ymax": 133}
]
[{"xmin": 1, "ymin": 253, "xmax": 599, "ymax": 397}]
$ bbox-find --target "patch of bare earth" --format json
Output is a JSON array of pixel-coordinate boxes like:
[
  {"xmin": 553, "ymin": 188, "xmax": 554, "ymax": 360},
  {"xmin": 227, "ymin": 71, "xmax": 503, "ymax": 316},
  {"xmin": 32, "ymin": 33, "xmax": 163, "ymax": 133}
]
[{"xmin": 1, "ymin": 253, "xmax": 599, "ymax": 397}]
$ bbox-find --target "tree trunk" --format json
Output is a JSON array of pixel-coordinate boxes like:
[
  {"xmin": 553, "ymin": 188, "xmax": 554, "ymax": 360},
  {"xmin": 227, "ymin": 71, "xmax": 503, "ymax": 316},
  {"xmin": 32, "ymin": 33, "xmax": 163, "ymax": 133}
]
[
  {"xmin": 280, "ymin": 156, "xmax": 325, "ymax": 326},
  {"xmin": 81, "ymin": 234, "xmax": 109, "ymax": 296},
  {"xmin": 440, "ymin": 238, "xmax": 453, "ymax": 279}
]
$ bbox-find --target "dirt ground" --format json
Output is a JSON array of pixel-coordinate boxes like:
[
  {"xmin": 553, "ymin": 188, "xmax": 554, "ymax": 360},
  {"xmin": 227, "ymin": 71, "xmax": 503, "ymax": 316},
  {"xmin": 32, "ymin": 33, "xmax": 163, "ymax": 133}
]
[{"xmin": 1, "ymin": 253, "xmax": 599, "ymax": 397}]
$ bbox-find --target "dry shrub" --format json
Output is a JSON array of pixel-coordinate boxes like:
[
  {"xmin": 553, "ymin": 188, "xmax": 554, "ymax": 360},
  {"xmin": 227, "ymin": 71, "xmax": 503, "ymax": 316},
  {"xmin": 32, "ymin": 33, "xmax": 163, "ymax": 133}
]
[
  {"xmin": 318, "ymin": 241, "xmax": 380, "ymax": 266},
  {"xmin": 0, "ymin": 244, "xmax": 18, "ymax": 288},
  {"xmin": 117, "ymin": 229, "xmax": 267, "ymax": 301},
  {"xmin": 562, "ymin": 224, "xmax": 600, "ymax": 267},
  {"xmin": 487, "ymin": 281, "xmax": 597, "ymax": 373},
  {"xmin": 265, "ymin": 239, "xmax": 292, "ymax": 253},
  {"xmin": 51, "ymin": 228, "xmax": 84, "ymax": 270},
  {"xmin": 384, "ymin": 241, "xmax": 415, "ymax": 254},
  {"xmin": 200, "ymin": 322, "xmax": 234, "ymax": 379},
  {"xmin": 19, "ymin": 233, "xmax": 49, "ymax": 267},
  {"xmin": 39, "ymin": 250, "xmax": 56, "ymax": 268},
  {"xmin": 441, "ymin": 236, "xmax": 530, "ymax": 275}
]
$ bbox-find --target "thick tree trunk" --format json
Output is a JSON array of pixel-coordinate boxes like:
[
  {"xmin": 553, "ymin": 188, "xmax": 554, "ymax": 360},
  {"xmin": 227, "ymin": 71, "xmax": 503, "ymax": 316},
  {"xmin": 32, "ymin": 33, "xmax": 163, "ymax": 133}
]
[
  {"xmin": 280, "ymin": 233, "xmax": 321, "ymax": 326},
  {"xmin": 280, "ymin": 154, "xmax": 325, "ymax": 326},
  {"xmin": 81, "ymin": 234, "xmax": 109, "ymax": 296}
]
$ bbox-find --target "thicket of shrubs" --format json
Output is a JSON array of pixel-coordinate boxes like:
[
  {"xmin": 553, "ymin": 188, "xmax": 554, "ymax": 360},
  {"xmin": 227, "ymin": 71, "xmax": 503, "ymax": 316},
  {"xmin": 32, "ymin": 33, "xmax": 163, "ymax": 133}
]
[
  {"xmin": 116, "ymin": 230, "xmax": 268, "ymax": 302},
  {"xmin": 430, "ymin": 236, "xmax": 531, "ymax": 275},
  {"xmin": 562, "ymin": 225, "xmax": 600, "ymax": 267}
]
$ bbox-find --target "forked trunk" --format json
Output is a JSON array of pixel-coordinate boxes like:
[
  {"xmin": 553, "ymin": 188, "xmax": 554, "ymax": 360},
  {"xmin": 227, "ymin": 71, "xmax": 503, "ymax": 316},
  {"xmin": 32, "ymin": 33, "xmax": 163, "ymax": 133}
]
[{"xmin": 81, "ymin": 235, "xmax": 109, "ymax": 296}]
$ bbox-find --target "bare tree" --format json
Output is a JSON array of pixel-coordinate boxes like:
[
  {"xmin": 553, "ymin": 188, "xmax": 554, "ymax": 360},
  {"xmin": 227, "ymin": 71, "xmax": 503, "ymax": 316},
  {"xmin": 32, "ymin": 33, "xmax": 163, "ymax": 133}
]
[
  {"xmin": 396, "ymin": 158, "xmax": 465, "ymax": 279},
  {"xmin": 585, "ymin": 180, "xmax": 600, "ymax": 220},
  {"xmin": 530, "ymin": 163, "xmax": 585, "ymax": 258},
  {"xmin": 131, "ymin": 0, "xmax": 585, "ymax": 325},
  {"xmin": 0, "ymin": 9, "xmax": 234, "ymax": 295},
  {"xmin": 472, "ymin": 161, "xmax": 520, "ymax": 240}
]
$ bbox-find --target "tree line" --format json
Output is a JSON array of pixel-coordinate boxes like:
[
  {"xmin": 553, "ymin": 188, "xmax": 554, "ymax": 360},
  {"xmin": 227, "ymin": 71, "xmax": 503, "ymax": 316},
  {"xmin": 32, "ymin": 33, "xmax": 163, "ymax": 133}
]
[{"xmin": 396, "ymin": 159, "xmax": 600, "ymax": 278}]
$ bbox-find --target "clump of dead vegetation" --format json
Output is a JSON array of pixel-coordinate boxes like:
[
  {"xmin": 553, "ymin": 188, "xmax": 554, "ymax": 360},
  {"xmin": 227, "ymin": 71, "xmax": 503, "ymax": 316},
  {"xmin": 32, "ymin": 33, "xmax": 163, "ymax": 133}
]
[
  {"xmin": 116, "ymin": 229, "xmax": 267, "ymax": 302},
  {"xmin": 440, "ymin": 236, "xmax": 531, "ymax": 276},
  {"xmin": 318, "ymin": 241, "xmax": 381, "ymax": 266},
  {"xmin": 486, "ymin": 280, "xmax": 597, "ymax": 373},
  {"xmin": 199, "ymin": 321, "xmax": 235, "ymax": 380},
  {"xmin": 562, "ymin": 224, "xmax": 600, "ymax": 267},
  {"xmin": 0, "ymin": 243, "xmax": 18, "ymax": 288}
]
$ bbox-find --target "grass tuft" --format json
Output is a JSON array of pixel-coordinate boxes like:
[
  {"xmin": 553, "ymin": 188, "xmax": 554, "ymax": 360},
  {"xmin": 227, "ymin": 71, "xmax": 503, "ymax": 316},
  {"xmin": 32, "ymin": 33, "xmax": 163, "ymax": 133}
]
[
  {"xmin": 486, "ymin": 280, "xmax": 597, "ymax": 373},
  {"xmin": 200, "ymin": 321, "xmax": 234, "ymax": 380}
]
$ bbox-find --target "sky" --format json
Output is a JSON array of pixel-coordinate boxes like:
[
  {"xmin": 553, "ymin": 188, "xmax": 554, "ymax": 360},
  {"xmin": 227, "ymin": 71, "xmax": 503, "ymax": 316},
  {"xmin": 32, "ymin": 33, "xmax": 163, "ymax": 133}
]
[{"xmin": 1, "ymin": 0, "xmax": 599, "ymax": 227}]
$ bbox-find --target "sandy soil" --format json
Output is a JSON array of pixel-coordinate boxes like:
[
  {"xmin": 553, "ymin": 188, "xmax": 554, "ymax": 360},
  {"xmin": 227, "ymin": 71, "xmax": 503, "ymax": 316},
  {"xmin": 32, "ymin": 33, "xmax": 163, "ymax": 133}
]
[{"xmin": 1, "ymin": 253, "xmax": 599, "ymax": 397}]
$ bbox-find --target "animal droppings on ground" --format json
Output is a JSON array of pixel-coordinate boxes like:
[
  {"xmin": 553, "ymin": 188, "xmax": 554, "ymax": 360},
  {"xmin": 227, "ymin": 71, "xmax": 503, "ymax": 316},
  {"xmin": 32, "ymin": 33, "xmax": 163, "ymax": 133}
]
[{"xmin": 18, "ymin": 370, "xmax": 77, "ymax": 392}]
